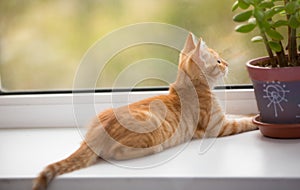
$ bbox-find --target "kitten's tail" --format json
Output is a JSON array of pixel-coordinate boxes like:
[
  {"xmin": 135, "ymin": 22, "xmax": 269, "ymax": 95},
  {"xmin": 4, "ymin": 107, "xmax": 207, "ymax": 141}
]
[{"xmin": 32, "ymin": 142, "xmax": 98, "ymax": 190}]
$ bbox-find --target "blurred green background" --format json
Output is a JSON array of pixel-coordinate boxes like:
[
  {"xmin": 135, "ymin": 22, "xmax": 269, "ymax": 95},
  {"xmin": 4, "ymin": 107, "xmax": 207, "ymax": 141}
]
[{"xmin": 0, "ymin": 0, "xmax": 266, "ymax": 91}]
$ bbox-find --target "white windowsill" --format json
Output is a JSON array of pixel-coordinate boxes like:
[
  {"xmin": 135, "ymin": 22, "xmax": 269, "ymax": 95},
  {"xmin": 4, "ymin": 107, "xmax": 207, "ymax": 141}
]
[
  {"xmin": 1, "ymin": 90, "xmax": 300, "ymax": 190},
  {"xmin": 1, "ymin": 128, "xmax": 300, "ymax": 190}
]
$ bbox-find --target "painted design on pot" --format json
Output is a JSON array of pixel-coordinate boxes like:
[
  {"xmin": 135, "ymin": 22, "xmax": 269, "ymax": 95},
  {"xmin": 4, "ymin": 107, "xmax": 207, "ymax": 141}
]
[
  {"xmin": 263, "ymin": 81, "xmax": 290, "ymax": 118},
  {"xmin": 296, "ymin": 104, "xmax": 300, "ymax": 119}
]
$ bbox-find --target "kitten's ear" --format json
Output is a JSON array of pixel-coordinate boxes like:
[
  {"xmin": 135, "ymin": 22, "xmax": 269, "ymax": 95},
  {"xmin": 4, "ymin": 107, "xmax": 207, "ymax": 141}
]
[
  {"xmin": 181, "ymin": 33, "xmax": 196, "ymax": 55},
  {"xmin": 191, "ymin": 39, "xmax": 202, "ymax": 63}
]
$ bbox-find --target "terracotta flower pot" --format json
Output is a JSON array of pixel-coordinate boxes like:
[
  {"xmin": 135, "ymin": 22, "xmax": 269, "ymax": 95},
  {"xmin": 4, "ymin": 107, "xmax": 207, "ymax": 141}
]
[
  {"xmin": 246, "ymin": 57, "xmax": 300, "ymax": 138},
  {"xmin": 253, "ymin": 115, "xmax": 300, "ymax": 139}
]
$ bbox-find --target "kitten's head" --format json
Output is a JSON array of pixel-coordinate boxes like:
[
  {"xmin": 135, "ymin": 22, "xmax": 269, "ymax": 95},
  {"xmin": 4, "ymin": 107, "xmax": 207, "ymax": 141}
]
[{"xmin": 179, "ymin": 33, "xmax": 228, "ymax": 88}]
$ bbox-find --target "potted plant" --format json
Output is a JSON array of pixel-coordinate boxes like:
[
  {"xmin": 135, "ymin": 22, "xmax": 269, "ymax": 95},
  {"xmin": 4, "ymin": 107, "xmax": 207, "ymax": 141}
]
[{"xmin": 232, "ymin": 0, "xmax": 300, "ymax": 138}]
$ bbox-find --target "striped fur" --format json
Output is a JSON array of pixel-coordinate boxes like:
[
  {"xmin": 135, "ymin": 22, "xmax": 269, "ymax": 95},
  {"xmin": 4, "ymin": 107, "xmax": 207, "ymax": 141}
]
[{"xmin": 32, "ymin": 33, "xmax": 257, "ymax": 190}]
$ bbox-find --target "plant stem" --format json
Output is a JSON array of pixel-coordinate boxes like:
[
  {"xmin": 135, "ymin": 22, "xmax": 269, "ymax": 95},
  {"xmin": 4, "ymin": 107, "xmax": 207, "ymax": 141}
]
[
  {"xmin": 276, "ymin": 41, "xmax": 288, "ymax": 67},
  {"xmin": 288, "ymin": 28, "xmax": 298, "ymax": 66},
  {"xmin": 285, "ymin": 0, "xmax": 298, "ymax": 66},
  {"xmin": 261, "ymin": 32, "xmax": 276, "ymax": 67}
]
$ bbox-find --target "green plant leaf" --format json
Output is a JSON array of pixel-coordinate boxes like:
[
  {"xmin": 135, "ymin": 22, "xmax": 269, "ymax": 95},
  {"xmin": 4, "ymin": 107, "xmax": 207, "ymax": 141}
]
[
  {"xmin": 235, "ymin": 23, "xmax": 256, "ymax": 33},
  {"xmin": 253, "ymin": 8, "xmax": 265, "ymax": 22},
  {"xmin": 232, "ymin": 1, "xmax": 239, "ymax": 11},
  {"xmin": 289, "ymin": 15, "xmax": 300, "ymax": 29},
  {"xmin": 251, "ymin": 35, "xmax": 263, "ymax": 42},
  {"xmin": 257, "ymin": 20, "xmax": 272, "ymax": 32},
  {"xmin": 272, "ymin": 5, "xmax": 285, "ymax": 15},
  {"xmin": 238, "ymin": 0, "xmax": 250, "ymax": 9},
  {"xmin": 259, "ymin": 1, "xmax": 275, "ymax": 9},
  {"xmin": 233, "ymin": 10, "xmax": 253, "ymax": 22},
  {"xmin": 296, "ymin": 11, "xmax": 300, "ymax": 22},
  {"xmin": 266, "ymin": 29, "xmax": 284, "ymax": 40},
  {"xmin": 268, "ymin": 41, "xmax": 282, "ymax": 52},
  {"xmin": 285, "ymin": 1, "xmax": 298, "ymax": 14},
  {"xmin": 265, "ymin": 9, "xmax": 276, "ymax": 19},
  {"xmin": 272, "ymin": 20, "xmax": 288, "ymax": 27},
  {"xmin": 252, "ymin": 0, "xmax": 261, "ymax": 3}
]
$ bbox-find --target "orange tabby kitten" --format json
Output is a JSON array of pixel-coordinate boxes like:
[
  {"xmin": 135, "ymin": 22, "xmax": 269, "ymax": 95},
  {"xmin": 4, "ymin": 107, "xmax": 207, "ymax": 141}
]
[{"xmin": 32, "ymin": 34, "xmax": 257, "ymax": 190}]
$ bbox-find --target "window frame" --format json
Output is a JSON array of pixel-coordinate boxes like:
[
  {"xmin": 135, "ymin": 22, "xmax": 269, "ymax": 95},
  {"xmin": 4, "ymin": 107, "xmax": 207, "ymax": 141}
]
[{"xmin": 0, "ymin": 87, "xmax": 258, "ymax": 129}]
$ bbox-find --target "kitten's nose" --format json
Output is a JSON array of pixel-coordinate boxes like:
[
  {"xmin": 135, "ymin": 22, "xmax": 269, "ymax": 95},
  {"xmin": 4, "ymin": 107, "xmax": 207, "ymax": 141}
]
[{"xmin": 223, "ymin": 60, "xmax": 229, "ymax": 67}]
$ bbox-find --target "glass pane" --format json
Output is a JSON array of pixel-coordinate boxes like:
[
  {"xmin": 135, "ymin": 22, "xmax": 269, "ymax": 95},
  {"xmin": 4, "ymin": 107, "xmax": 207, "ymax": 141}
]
[{"xmin": 0, "ymin": 0, "xmax": 266, "ymax": 92}]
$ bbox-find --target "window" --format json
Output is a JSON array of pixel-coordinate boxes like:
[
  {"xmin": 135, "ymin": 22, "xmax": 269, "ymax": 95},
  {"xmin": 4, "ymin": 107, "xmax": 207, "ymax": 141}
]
[
  {"xmin": 2, "ymin": 2, "xmax": 299, "ymax": 188},
  {"xmin": 0, "ymin": 0, "xmax": 266, "ymax": 92}
]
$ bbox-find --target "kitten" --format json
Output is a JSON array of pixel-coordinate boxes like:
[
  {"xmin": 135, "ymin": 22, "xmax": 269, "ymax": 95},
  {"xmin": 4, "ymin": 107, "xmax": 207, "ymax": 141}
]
[{"xmin": 32, "ymin": 33, "xmax": 257, "ymax": 190}]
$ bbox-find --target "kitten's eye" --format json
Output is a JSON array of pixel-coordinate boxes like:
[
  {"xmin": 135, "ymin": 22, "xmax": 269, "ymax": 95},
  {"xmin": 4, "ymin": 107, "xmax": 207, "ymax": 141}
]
[{"xmin": 217, "ymin": 60, "xmax": 221, "ymax": 64}]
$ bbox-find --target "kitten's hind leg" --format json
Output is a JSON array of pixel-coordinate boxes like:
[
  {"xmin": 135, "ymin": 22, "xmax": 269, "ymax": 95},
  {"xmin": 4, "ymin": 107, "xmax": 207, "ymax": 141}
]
[{"xmin": 111, "ymin": 144, "xmax": 164, "ymax": 160}]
